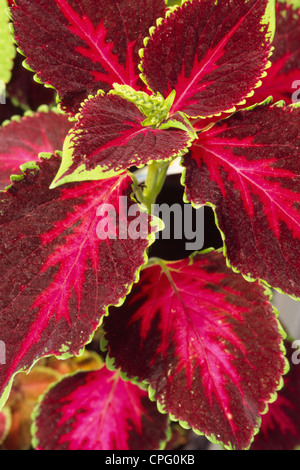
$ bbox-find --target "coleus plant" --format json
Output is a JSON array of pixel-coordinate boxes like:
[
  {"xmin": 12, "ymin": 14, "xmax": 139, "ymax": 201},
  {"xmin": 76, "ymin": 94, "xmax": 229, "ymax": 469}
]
[{"xmin": 0, "ymin": 0, "xmax": 300, "ymax": 451}]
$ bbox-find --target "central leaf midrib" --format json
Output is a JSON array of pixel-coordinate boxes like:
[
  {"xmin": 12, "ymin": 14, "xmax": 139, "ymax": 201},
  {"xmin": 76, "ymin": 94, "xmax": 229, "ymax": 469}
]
[{"xmin": 158, "ymin": 262, "xmax": 242, "ymax": 445}]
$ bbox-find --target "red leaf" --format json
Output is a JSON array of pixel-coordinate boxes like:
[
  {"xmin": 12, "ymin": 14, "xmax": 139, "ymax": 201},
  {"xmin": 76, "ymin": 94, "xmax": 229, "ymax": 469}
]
[
  {"xmin": 252, "ymin": 341, "xmax": 300, "ymax": 450},
  {"xmin": 141, "ymin": 0, "xmax": 274, "ymax": 118},
  {"xmin": 102, "ymin": 250, "xmax": 287, "ymax": 450},
  {"xmin": 12, "ymin": 0, "xmax": 166, "ymax": 114},
  {"xmin": 182, "ymin": 102, "xmax": 300, "ymax": 298},
  {"xmin": 246, "ymin": 1, "xmax": 300, "ymax": 107},
  {"xmin": 32, "ymin": 365, "xmax": 170, "ymax": 450},
  {"xmin": 0, "ymin": 108, "xmax": 72, "ymax": 189},
  {"xmin": 0, "ymin": 154, "xmax": 157, "ymax": 408},
  {"xmin": 52, "ymin": 93, "xmax": 195, "ymax": 186}
]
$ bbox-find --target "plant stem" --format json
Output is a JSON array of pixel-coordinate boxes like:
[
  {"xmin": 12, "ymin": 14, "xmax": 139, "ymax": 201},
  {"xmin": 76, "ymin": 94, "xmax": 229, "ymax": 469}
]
[{"xmin": 142, "ymin": 161, "xmax": 170, "ymax": 212}]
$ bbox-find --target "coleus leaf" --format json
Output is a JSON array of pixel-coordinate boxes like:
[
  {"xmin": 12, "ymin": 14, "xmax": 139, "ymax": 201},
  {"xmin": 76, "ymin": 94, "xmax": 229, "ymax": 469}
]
[
  {"xmin": 140, "ymin": 0, "xmax": 275, "ymax": 118},
  {"xmin": 0, "ymin": 107, "xmax": 72, "ymax": 189},
  {"xmin": 0, "ymin": 0, "xmax": 16, "ymax": 84},
  {"xmin": 51, "ymin": 92, "xmax": 195, "ymax": 187},
  {"xmin": 102, "ymin": 250, "xmax": 287, "ymax": 450},
  {"xmin": 2, "ymin": 351, "xmax": 102, "ymax": 450},
  {"xmin": 0, "ymin": 154, "xmax": 158, "ymax": 409},
  {"xmin": 182, "ymin": 101, "xmax": 300, "ymax": 299},
  {"xmin": 251, "ymin": 341, "xmax": 300, "ymax": 450},
  {"xmin": 32, "ymin": 365, "xmax": 170, "ymax": 450},
  {"xmin": 245, "ymin": 1, "xmax": 300, "ymax": 107},
  {"xmin": 11, "ymin": 0, "xmax": 166, "ymax": 114},
  {"xmin": 165, "ymin": 0, "xmax": 182, "ymax": 6}
]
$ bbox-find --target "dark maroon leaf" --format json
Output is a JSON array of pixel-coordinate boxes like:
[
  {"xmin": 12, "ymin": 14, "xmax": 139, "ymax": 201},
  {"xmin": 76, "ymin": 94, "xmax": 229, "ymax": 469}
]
[
  {"xmin": 182, "ymin": 102, "xmax": 300, "ymax": 298},
  {"xmin": 0, "ymin": 154, "xmax": 157, "ymax": 408},
  {"xmin": 32, "ymin": 365, "xmax": 170, "ymax": 450},
  {"xmin": 12, "ymin": 0, "xmax": 166, "ymax": 114},
  {"xmin": 246, "ymin": 1, "xmax": 300, "ymax": 107},
  {"xmin": 103, "ymin": 250, "xmax": 287, "ymax": 450}
]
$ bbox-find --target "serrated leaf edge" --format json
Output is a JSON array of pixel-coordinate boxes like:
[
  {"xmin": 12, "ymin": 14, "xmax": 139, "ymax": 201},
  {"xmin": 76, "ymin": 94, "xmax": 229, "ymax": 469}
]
[
  {"xmin": 100, "ymin": 248, "xmax": 289, "ymax": 450},
  {"xmin": 180, "ymin": 100, "xmax": 300, "ymax": 301}
]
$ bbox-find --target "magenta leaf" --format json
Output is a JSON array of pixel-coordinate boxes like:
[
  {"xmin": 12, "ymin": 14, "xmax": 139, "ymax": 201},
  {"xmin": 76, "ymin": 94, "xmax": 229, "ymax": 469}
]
[
  {"xmin": 51, "ymin": 92, "xmax": 195, "ymax": 186},
  {"xmin": 0, "ymin": 154, "xmax": 157, "ymax": 408},
  {"xmin": 182, "ymin": 102, "xmax": 300, "ymax": 298},
  {"xmin": 251, "ymin": 341, "xmax": 300, "ymax": 450},
  {"xmin": 12, "ymin": 0, "xmax": 166, "ymax": 114},
  {"xmin": 102, "ymin": 250, "xmax": 287, "ymax": 450},
  {"xmin": 32, "ymin": 365, "xmax": 170, "ymax": 450},
  {"xmin": 0, "ymin": 108, "xmax": 72, "ymax": 189},
  {"xmin": 141, "ymin": 0, "xmax": 275, "ymax": 118},
  {"xmin": 245, "ymin": 1, "xmax": 300, "ymax": 107}
]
